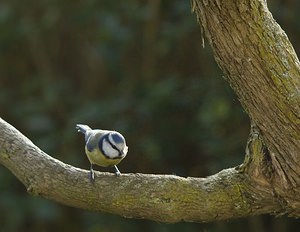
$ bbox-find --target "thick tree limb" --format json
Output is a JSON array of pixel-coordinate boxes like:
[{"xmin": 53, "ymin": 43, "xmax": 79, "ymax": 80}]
[
  {"xmin": 192, "ymin": 0, "xmax": 300, "ymax": 215},
  {"xmin": 2, "ymin": 0, "xmax": 300, "ymax": 223},
  {"xmin": 0, "ymin": 118, "xmax": 282, "ymax": 222}
]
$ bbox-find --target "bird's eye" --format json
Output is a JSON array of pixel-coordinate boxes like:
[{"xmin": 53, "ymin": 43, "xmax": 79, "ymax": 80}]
[
  {"xmin": 106, "ymin": 138, "xmax": 118, "ymax": 151},
  {"xmin": 107, "ymin": 140, "xmax": 123, "ymax": 156},
  {"xmin": 111, "ymin": 144, "xmax": 117, "ymax": 150}
]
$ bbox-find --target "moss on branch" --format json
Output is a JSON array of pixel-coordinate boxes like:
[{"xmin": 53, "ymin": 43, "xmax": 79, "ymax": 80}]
[{"xmin": 0, "ymin": 118, "xmax": 282, "ymax": 222}]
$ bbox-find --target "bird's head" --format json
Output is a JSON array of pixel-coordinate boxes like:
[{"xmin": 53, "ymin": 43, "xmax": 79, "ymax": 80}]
[{"xmin": 100, "ymin": 131, "xmax": 128, "ymax": 159}]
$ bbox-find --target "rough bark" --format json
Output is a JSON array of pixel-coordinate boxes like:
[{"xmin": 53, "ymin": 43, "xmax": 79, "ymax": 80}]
[
  {"xmin": 0, "ymin": 118, "xmax": 282, "ymax": 222},
  {"xmin": 1, "ymin": 0, "xmax": 300, "ymax": 223},
  {"xmin": 192, "ymin": 0, "xmax": 300, "ymax": 216}
]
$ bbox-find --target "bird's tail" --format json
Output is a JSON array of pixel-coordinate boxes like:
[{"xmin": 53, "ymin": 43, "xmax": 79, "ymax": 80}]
[{"xmin": 76, "ymin": 124, "xmax": 91, "ymax": 135}]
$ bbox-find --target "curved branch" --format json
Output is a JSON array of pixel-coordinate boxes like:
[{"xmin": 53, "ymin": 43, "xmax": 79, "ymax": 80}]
[
  {"xmin": 192, "ymin": 0, "xmax": 300, "ymax": 212},
  {"xmin": 0, "ymin": 118, "xmax": 281, "ymax": 222},
  {"xmin": 2, "ymin": 0, "xmax": 300, "ymax": 222}
]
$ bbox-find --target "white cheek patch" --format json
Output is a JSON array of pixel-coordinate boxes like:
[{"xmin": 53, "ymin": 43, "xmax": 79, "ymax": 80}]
[
  {"xmin": 102, "ymin": 140, "xmax": 119, "ymax": 159},
  {"xmin": 123, "ymin": 145, "xmax": 128, "ymax": 155}
]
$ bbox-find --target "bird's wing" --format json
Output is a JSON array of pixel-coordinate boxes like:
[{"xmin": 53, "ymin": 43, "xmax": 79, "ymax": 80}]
[{"xmin": 86, "ymin": 130, "xmax": 105, "ymax": 152}]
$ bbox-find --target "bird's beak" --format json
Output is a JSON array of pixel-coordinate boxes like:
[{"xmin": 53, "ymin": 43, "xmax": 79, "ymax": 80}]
[{"xmin": 121, "ymin": 146, "xmax": 128, "ymax": 156}]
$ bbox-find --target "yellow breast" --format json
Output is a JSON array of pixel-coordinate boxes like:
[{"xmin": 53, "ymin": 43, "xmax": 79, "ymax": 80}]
[{"xmin": 85, "ymin": 146, "xmax": 122, "ymax": 167}]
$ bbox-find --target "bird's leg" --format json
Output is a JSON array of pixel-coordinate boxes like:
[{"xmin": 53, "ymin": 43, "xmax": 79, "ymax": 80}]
[
  {"xmin": 89, "ymin": 164, "xmax": 95, "ymax": 182},
  {"xmin": 114, "ymin": 165, "xmax": 121, "ymax": 176}
]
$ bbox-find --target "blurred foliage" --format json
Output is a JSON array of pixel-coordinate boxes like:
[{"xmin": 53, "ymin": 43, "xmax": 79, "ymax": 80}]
[{"xmin": 0, "ymin": 0, "xmax": 299, "ymax": 231}]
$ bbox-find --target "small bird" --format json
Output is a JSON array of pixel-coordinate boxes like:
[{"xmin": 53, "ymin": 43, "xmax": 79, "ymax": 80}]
[{"xmin": 76, "ymin": 124, "xmax": 128, "ymax": 181}]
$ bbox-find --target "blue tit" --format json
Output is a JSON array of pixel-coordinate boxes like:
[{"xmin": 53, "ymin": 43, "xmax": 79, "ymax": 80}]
[{"xmin": 76, "ymin": 124, "xmax": 128, "ymax": 181}]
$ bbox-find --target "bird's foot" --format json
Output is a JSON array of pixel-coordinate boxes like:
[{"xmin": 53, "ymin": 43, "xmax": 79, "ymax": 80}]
[
  {"xmin": 114, "ymin": 165, "xmax": 121, "ymax": 176},
  {"xmin": 89, "ymin": 169, "xmax": 95, "ymax": 182}
]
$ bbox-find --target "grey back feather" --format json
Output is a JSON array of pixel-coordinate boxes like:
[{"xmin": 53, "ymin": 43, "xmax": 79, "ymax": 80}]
[
  {"xmin": 76, "ymin": 124, "xmax": 106, "ymax": 151},
  {"xmin": 85, "ymin": 131, "xmax": 104, "ymax": 152}
]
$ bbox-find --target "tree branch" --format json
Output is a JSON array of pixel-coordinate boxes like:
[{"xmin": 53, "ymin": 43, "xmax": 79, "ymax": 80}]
[
  {"xmin": 2, "ymin": 0, "xmax": 300, "ymax": 222},
  {"xmin": 0, "ymin": 118, "xmax": 281, "ymax": 222},
  {"xmin": 192, "ymin": 0, "xmax": 300, "ymax": 214}
]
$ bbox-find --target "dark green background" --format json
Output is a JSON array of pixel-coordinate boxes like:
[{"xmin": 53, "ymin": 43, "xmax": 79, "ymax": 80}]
[{"xmin": 0, "ymin": 0, "xmax": 299, "ymax": 231}]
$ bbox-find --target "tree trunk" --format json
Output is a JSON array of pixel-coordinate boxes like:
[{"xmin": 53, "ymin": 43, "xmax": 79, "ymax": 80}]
[
  {"xmin": 192, "ymin": 0, "xmax": 300, "ymax": 216},
  {"xmin": 1, "ymin": 0, "xmax": 300, "ymax": 222}
]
